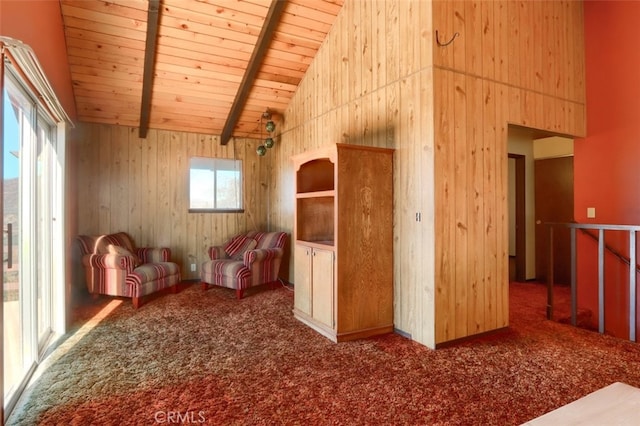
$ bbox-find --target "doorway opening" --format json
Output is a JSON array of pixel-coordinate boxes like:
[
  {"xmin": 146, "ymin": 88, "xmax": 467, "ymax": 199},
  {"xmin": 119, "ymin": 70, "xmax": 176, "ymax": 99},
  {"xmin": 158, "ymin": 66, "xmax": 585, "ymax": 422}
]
[
  {"xmin": 507, "ymin": 126, "xmax": 575, "ymax": 287},
  {"xmin": 508, "ymin": 154, "xmax": 526, "ymax": 282}
]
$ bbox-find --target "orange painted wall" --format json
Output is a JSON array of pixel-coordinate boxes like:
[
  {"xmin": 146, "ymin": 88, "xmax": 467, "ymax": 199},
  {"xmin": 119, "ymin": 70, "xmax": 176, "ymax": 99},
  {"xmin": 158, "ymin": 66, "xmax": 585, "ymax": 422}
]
[
  {"xmin": 575, "ymin": 0, "xmax": 640, "ymax": 338},
  {"xmin": 0, "ymin": 0, "xmax": 76, "ymax": 120}
]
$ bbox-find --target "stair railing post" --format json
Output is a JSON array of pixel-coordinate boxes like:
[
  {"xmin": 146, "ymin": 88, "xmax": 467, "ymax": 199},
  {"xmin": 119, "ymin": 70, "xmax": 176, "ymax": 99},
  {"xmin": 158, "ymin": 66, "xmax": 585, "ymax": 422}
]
[
  {"xmin": 571, "ymin": 226, "xmax": 577, "ymax": 326},
  {"xmin": 547, "ymin": 225, "xmax": 554, "ymax": 320},
  {"xmin": 598, "ymin": 229, "xmax": 605, "ymax": 334},
  {"xmin": 630, "ymin": 230, "xmax": 636, "ymax": 342}
]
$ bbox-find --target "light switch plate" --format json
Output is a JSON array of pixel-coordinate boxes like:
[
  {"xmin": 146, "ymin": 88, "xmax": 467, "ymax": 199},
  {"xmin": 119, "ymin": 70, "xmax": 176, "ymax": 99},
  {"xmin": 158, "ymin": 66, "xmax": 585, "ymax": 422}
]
[{"xmin": 587, "ymin": 207, "xmax": 596, "ymax": 219}]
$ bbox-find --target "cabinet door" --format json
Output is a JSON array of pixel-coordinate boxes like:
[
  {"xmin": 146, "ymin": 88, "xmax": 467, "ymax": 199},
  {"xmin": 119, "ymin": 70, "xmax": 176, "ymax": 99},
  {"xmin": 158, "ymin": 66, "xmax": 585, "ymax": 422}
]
[
  {"xmin": 294, "ymin": 245, "xmax": 312, "ymax": 315},
  {"xmin": 312, "ymin": 248, "xmax": 334, "ymax": 328}
]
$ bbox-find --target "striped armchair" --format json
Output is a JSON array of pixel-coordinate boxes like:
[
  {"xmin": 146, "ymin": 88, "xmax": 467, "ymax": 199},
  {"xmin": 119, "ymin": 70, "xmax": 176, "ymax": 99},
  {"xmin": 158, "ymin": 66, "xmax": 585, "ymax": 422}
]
[
  {"xmin": 201, "ymin": 231, "xmax": 287, "ymax": 299},
  {"xmin": 76, "ymin": 232, "xmax": 181, "ymax": 308}
]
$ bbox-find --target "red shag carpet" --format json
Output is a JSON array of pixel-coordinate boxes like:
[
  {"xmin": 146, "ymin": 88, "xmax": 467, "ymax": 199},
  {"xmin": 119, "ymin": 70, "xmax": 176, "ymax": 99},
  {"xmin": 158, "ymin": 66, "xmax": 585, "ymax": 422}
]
[{"xmin": 7, "ymin": 281, "xmax": 640, "ymax": 425}]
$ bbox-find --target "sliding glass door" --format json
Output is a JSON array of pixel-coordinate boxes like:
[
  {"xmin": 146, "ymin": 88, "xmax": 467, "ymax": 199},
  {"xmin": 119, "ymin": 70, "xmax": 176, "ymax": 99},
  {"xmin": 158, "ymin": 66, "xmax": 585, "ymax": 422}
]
[
  {"xmin": 3, "ymin": 67, "xmax": 56, "ymax": 413},
  {"xmin": 36, "ymin": 116, "xmax": 53, "ymax": 348},
  {"xmin": 3, "ymin": 77, "xmax": 30, "ymax": 408}
]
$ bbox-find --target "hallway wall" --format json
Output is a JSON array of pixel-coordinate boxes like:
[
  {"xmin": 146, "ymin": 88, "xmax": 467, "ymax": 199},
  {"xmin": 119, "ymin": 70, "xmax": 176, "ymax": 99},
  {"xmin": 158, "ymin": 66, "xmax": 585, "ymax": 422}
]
[{"xmin": 575, "ymin": 0, "xmax": 640, "ymax": 339}]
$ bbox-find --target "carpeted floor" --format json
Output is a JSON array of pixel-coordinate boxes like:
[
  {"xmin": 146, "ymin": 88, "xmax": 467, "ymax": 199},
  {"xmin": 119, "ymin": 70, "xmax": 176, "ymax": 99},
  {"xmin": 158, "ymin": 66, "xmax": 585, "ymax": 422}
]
[{"xmin": 7, "ymin": 281, "xmax": 640, "ymax": 425}]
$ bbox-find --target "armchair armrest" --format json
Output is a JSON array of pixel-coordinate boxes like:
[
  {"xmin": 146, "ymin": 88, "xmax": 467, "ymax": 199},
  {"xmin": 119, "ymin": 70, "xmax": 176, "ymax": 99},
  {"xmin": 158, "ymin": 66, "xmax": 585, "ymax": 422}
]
[
  {"xmin": 208, "ymin": 246, "xmax": 230, "ymax": 260},
  {"xmin": 83, "ymin": 253, "xmax": 136, "ymax": 273},
  {"xmin": 244, "ymin": 247, "xmax": 284, "ymax": 266},
  {"xmin": 136, "ymin": 247, "xmax": 171, "ymax": 263}
]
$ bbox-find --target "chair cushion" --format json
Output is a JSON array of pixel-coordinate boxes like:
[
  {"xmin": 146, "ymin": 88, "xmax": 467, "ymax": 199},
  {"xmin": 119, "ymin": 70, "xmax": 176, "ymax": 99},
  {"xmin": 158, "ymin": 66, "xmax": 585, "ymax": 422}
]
[
  {"xmin": 224, "ymin": 236, "xmax": 256, "ymax": 259},
  {"xmin": 77, "ymin": 235, "xmax": 98, "ymax": 256},
  {"xmin": 107, "ymin": 244, "xmax": 142, "ymax": 267},
  {"xmin": 202, "ymin": 259, "xmax": 251, "ymax": 280},
  {"xmin": 127, "ymin": 262, "xmax": 181, "ymax": 296},
  {"xmin": 95, "ymin": 232, "xmax": 135, "ymax": 254},
  {"xmin": 231, "ymin": 239, "xmax": 257, "ymax": 260},
  {"xmin": 255, "ymin": 232, "xmax": 286, "ymax": 249},
  {"xmin": 132, "ymin": 262, "xmax": 180, "ymax": 282}
]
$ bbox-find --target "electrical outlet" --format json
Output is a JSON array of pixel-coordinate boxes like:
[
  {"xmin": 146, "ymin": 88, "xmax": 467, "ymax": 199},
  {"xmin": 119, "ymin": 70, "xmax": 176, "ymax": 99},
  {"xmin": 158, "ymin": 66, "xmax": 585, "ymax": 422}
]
[{"xmin": 190, "ymin": 263, "xmax": 196, "ymax": 272}]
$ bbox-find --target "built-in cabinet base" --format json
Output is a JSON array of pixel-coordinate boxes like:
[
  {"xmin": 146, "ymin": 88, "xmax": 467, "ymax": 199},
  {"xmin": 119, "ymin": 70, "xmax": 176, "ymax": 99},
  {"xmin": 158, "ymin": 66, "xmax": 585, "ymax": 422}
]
[{"xmin": 293, "ymin": 309, "xmax": 394, "ymax": 343}]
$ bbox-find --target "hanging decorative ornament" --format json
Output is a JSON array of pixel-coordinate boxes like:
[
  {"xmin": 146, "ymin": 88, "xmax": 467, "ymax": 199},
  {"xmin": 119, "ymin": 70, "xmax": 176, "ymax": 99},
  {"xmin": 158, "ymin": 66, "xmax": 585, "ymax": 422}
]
[
  {"xmin": 265, "ymin": 120, "xmax": 276, "ymax": 133},
  {"xmin": 265, "ymin": 137, "xmax": 275, "ymax": 149},
  {"xmin": 258, "ymin": 109, "xmax": 276, "ymax": 156}
]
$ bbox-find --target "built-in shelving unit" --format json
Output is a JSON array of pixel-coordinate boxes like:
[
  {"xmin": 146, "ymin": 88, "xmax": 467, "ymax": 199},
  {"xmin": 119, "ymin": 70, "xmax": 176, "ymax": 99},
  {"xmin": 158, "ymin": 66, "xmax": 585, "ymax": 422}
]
[
  {"xmin": 295, "ymin": 157, "xmax": 336, "ymax": 247},
  {"xmin": 292, "ymin": 143, "xmax": 394, "ymax": 342}
]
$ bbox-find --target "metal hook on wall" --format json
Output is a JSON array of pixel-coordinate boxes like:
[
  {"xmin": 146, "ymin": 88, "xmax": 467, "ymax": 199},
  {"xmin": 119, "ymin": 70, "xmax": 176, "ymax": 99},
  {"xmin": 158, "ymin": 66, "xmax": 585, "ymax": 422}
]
[{"xmin": 435, "ymin": 30, "xmax": 459, "ymax": 47}]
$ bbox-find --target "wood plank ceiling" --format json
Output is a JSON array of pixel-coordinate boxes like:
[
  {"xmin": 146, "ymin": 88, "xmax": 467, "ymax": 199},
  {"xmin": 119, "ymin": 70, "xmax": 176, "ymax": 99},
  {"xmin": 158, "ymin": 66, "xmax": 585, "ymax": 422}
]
[{"xmin": 60, "ymin": 0, "xmax": 343, "ymax": 141}]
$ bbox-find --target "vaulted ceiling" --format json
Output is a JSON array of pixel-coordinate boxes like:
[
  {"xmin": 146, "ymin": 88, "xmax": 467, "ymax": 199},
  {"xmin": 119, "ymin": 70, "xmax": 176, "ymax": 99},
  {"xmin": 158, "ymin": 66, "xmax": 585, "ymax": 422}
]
[{"xmin": 59, "ymin": 0, "xmax": 343, "ymax": 142}]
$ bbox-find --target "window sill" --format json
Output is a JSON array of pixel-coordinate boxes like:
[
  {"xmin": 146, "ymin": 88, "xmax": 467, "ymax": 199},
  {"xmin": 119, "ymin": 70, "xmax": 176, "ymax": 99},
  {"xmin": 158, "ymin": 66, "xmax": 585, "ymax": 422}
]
[{"xmin": 188, "ymin": 208, "xmax": 245, "ymax": 214}]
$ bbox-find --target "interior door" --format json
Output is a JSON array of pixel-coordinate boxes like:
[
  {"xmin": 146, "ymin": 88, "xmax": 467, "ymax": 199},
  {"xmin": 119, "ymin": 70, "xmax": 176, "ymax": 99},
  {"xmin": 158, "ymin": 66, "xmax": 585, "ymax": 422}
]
[{"xmin": 535, "ymin": 156, "xmax": 574, "ymax": 284}]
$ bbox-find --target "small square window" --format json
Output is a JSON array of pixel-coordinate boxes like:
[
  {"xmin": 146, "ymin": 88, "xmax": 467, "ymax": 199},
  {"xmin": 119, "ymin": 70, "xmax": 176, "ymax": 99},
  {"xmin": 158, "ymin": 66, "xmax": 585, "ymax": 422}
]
[{"xmin": 189, "ymin": 157, "xmax": 243, "ymax": 212}]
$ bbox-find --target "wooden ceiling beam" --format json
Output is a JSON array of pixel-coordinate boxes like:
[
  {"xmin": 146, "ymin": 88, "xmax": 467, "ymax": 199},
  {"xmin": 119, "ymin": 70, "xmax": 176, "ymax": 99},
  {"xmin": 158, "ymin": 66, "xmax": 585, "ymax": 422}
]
[
  {"xmin": 139, "ymin": 0, "xmax": 160, "ymax": 139},
  {"xmin": 220, "ymin": 0, "xmax": 287, "ymax": 145}
]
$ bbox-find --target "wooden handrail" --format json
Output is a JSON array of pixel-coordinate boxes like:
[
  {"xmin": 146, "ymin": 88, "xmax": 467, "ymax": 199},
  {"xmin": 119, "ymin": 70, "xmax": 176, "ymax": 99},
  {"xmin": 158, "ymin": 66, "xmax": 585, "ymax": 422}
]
[{"xmin": 579, "ymin": 227, "xmax": 640, "ymax": 275}]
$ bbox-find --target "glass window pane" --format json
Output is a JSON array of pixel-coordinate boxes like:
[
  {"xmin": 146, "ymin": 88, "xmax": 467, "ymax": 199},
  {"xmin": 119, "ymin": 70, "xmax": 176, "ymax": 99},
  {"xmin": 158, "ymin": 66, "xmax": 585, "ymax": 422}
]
[
  {"xmin": 215, "ymin": 169, "xmax": 240, "ymax": 209},
  {"xmin": 36, "ymin": 117, "xmax": 53, "ymax": 347},
  {"xmin": 189, "ymin": 157, "xmax": 242, "ymax": 211},
  {"xmin": 3, "ymin": 74, "xmax": 30, "ymax": 406},
  {"xmin": 190, "ymin": 168, "xmax": 215, "ymax": 209}
]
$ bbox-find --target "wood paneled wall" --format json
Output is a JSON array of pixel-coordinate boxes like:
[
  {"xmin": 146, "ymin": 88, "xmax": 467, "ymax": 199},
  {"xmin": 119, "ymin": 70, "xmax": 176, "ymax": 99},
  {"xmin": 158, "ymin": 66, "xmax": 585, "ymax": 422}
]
[
  {"xmin": 269, "ymin": 0, "xmax": 586, "ymax": 348},
  {"xmin": 72, "ymin": 123, "xmax": 270, "ymax": 284},
  {"xmin": 271, "ymin": 0, "xmax": 437, "ymax": 345},
  {"xmin": 71, "ymin": 0, "xmax": 587, "ymax": 348},
  {"xmin": 432, "ymin": 0, "xmax": 585, "ymax": 344}
]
